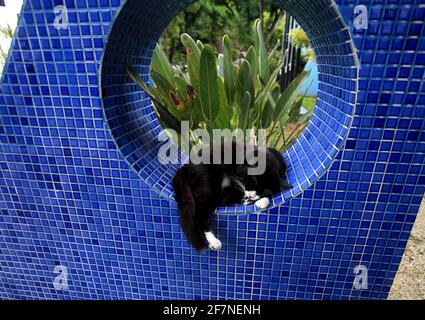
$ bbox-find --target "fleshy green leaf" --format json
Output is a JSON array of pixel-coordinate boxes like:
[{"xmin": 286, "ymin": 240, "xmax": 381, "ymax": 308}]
[
  {"xmin": 199, "ymin": 45, "xmax": 220, "ymax": 123},
  {"xmin": 181, "ymin": 33, "xmax": 201, "ymax": 58},
  {"xmin": 246, "ymin": 45, "xmax": 258, "ymax": 82},
  {"xmin": 181, "ymin": 33, "xmax": 201, "ymax": 93},
  {"xmin": 126, "ymin": 65, "xmax": 155, "ymax": 99},
  {"xmin": 254, "ymin": 19, "xmax": 270, "ymax": 83},
  {"xmin": 252, "ymin": 60, "xmax": 284, "ymax": 126},
  {"xmin": 230, "ymin": 102, "xmax": 239, "ymax": 129},
  {"xmin": 196, "ymin": 40, "xmax": 204, "ymax": 51},
  {"xmin": 126, "ymin": 65, "xmax": 180, "ymax": 133},
  {"xmin": 174, "ymin": 75, "xmax": 189, "ymax": 102},
  {"xmin": 287, "ymin": 96, "xmax": 304, "ymax": 126},
  {"xmin": 151, "ymin": 45, "xmax": 175, "ymax": 84},
  {"xmin": 268, "ymin": 39, "xmax": 281, "ymax": 64},
  {"xmin": 236, "ymin": 60, "xmax": 254, "ymax": 105},
  {"xmin": 239, "ymin": 91, "xmax": 252, "ymax": 130},
  {"xmin": 261, "ymin": 86, "xmax": 280, "ymax": 128},
  {"xmin": 255, "ymin": 60, "xmax": 284, "ymax": 106},
  {"xmin": 223, "ymin": 35, "xmax": 236, "ymax": 107},
  {"xmin": 190, "ymin": 99, "xmax": 203, "ymax": 130},
  {"xmin": 214, "ymin": 77, "xmax": 231, "ymax": 129},
  {"xmin": 274, "ymin": 70, "xmax": 311, "ymax": 126},
  {"xmin": 151, "ymin": 70, "xmax": 183, "ymax": 119}
]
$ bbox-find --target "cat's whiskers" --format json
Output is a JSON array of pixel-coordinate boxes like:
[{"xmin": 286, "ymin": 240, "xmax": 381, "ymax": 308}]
[{"xmin": 231, "ymin": 176, "xmax": 246, "ymax": 192}]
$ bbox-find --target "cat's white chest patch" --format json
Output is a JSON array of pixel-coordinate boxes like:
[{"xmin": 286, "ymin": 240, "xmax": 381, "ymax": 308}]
[{"xmin": 221, "ymin": 176, "xmax": 231, "ymax": 190}]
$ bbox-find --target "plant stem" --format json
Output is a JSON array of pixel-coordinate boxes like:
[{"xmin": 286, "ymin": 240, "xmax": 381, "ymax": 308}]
[
  {"xmin": 281, "ymin": 125, "xmax": 287, "ymax": 146},
  {"xmin": 266, "ymin": 121, "xmax": 279, "ymax": 144},
  {"xmin": 272, "ymin": 124, "xmax": 285, "ymax": 149},
  {"xmin": 285, "ymin": 123, "xmax": 301, "ymax": 143}
]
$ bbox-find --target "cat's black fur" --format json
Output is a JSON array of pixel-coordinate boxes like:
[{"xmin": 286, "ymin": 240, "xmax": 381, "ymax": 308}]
[{"xmin": 172, "ymin": 141, "xmax": 292, "ymax": 251}]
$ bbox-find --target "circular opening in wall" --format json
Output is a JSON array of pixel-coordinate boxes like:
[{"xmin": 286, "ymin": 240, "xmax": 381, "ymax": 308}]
[
  {"xmin": 133, "ymin": 2, "xmax": 318, "ymax": 157},
  {"xmin": 101, "ymin": 0, "xmax": 358, "ymax": 214}
]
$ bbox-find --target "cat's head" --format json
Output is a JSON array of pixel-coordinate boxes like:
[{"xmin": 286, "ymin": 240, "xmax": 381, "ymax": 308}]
[{"xmin": 236, "ymin": 147, "xmax": 290, "ymax": 195}]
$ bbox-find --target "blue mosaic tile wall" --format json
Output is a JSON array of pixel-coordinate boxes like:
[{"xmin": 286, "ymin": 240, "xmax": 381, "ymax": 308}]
[
  {"xmin": 0, "ymin": 0, "xmax": 424, "ymax": 300},
  {"xmin": 102, "ymin": 0, "xmax": 359, "ymax": 213}
]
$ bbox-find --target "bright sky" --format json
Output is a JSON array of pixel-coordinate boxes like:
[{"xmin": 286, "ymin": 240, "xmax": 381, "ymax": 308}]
[{"xmin": 0, "ymin": 0, "xmax": 24, "ymax": 52}]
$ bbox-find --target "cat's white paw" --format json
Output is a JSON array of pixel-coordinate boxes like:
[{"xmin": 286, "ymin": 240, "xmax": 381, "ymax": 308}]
[
  {"xmin": 208, "ymin": 238, "xmax": 222, "ymax": 251},
  {"xmin": 205, "ymin": 232, "xmax": 222, "ymax": 251},
  {"xmin": 255, "ymin": 197, "xmax": 270, "ymax": 210}
]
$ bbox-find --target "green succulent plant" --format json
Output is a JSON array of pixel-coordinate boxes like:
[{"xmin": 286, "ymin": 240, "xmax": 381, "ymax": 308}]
[{"xmin": 127, "ymin": 19, "xmax": 313, "ymax": 151}]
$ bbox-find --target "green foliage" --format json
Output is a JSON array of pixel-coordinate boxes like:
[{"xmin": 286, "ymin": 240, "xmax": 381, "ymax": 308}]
[
  {"xmin": 0, "ymin": 24, "xmax": 15, "ymax": 76},
  {"xmin": 254, "ymin": 20, "xmax": 270, "ymax": 83},
  {"xmin": 288, "ymin": 27, "xmax": 315, "ymax": 63},
  {"xmin": 199, "ymin": 45, "xmax": 220, "ymax": 130},
  {"xmin": 128, "ymin": 21, "xmax": 312, "ymax": 151},
  {"xmin": 303, "ymin": 48, "xmax": 316, "ymax": 63},
  {"xmin": 161, "ymin": 0, "xmax": 286, "ymax": 65},
  {"xmin": 223, "ymin": 35, "xmax": 236, "ymax": 107},
  {"xmin": 0, "ymin": 25, "xmax": 14, "ymax": 39},
  {"xmin": 288, "ymin": 27, "xmax": 310, "ymax": 48},
  {"xmin": 302, "ymin": 96, "xmax": 316, "ymax": 112}
]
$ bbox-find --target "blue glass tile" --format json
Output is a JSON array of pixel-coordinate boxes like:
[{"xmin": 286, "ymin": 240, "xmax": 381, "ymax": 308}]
[{"xmin": 0, "ymin": 0, "xmax": 424, "ymax": 301}]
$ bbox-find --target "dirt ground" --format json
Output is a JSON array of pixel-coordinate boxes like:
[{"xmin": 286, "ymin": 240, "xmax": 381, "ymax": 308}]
[{"xmin": 388, "ymin": 196, "xmax": 425, "ymax": 300}]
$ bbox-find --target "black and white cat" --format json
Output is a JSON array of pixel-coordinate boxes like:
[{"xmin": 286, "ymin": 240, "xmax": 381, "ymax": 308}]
[{"xmin": 172, "ymin": 141, "xmax": 292, "ymax": 251}]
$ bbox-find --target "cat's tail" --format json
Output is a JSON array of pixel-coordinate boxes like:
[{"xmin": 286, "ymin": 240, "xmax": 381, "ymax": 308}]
[{"xmin": 172, "ymin": 168, "xmax": 206, "ymax": 251}]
